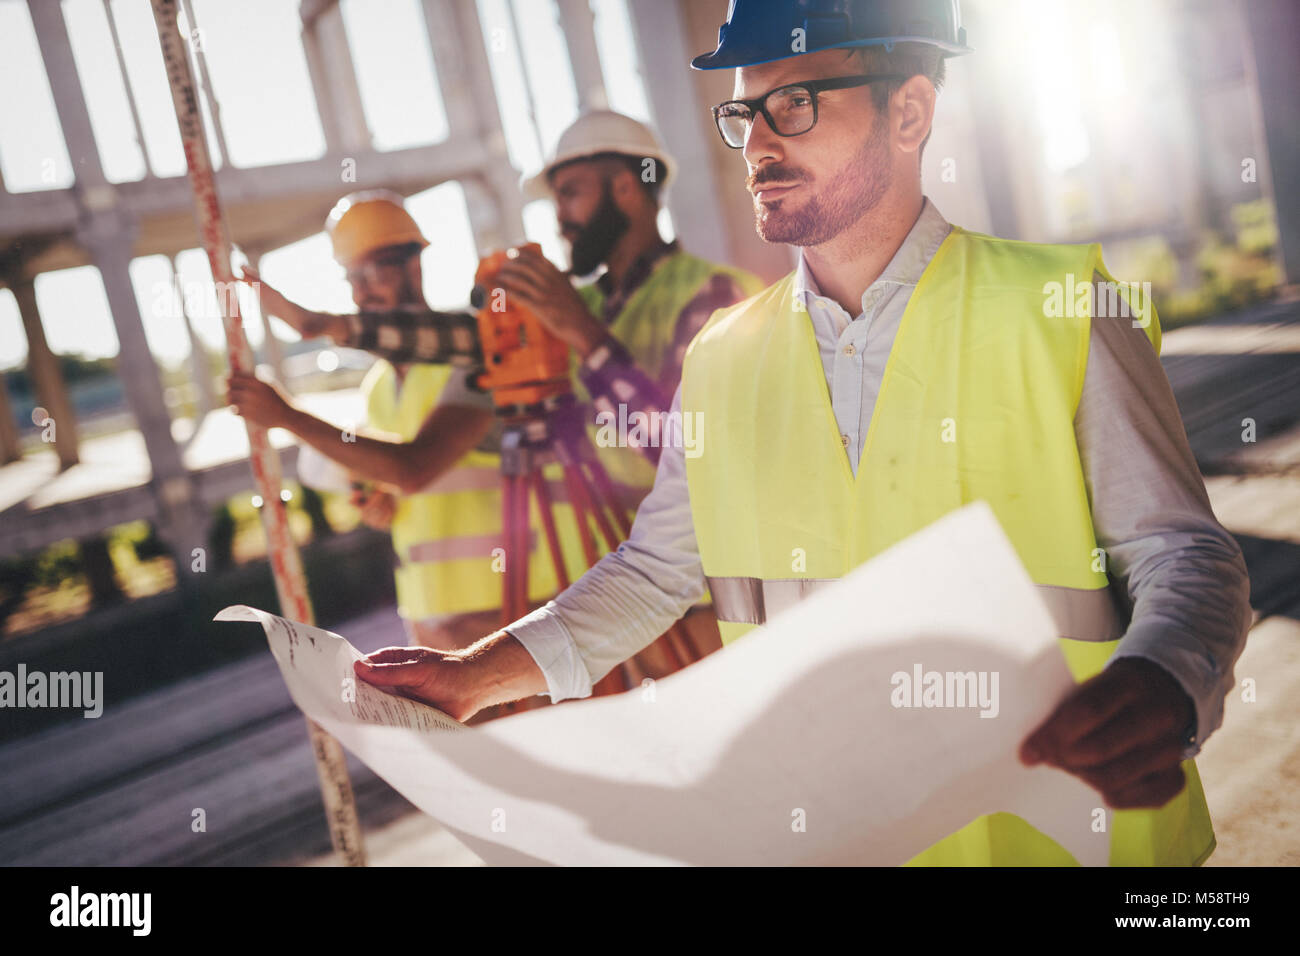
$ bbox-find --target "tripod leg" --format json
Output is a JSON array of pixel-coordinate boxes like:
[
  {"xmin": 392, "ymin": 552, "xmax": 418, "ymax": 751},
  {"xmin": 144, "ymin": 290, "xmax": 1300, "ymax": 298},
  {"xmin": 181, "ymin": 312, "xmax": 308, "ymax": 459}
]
[
  {"xmin": 581, "ymin": 454, "xmax": 633, "ymax": 539},
  {"xmin": 499, "ymin": 474, "xmax": 515, "ymax": 630},
  {"xmin": 662, "ymin": 622, "xmax": 695, "ymax": 669},
  {"xmin": 530, "ymin": 469, "xmax": 570, "ymax": 591},
  {"xmin": 567, "ymin": 459, "xmax": 622, "ymax": 553},
  {"xmin": 513, "ymin": 472, "xmax": 531, "ymax": 616},
  {"xmin": 591, "ymin": 664, "xmax": 632, "ymax": 696},
  {"xmin": 578, "ymin": 461, "xmax": 631, "ymax": 550},
  {"xmin": 560, "ymin": 463, "xmax": 602, "ymax": 567},
  {"xmin": 555, "ymin": 433, "xmax": 625, "ymax": 553}
]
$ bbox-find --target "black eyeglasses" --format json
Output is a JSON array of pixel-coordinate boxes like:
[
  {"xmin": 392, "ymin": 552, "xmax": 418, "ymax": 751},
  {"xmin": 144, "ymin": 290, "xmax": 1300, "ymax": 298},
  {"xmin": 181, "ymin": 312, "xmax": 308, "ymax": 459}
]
[{"xmin": 712, "ymin": 74, "xmax": 909, "ymax": 149}]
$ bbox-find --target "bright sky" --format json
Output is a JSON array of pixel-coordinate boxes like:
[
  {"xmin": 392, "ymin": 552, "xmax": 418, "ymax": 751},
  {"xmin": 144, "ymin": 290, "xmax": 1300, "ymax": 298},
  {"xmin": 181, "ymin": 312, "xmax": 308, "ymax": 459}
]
[{"xmin": 0, "ymin": 0, "xmax": 657, "ymax": 370}]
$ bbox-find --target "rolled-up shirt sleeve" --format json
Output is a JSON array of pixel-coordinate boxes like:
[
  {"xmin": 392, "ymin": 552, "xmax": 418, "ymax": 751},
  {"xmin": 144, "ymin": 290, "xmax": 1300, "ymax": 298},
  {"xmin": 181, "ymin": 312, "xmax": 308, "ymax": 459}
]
[
  {"xmin": 1076, "ymin": 291, "xmax": 1253, "ymax": 758},
  {"xmin": 504, "ymin": 384, "xmax": 708, "ymax": 701}
]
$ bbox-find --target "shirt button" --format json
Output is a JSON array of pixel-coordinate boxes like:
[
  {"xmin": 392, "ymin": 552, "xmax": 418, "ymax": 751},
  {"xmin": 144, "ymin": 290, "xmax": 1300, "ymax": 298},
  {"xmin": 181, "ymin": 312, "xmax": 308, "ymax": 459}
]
[
  {"xmin": 841, "ymin": 434, "xmax": 849, "ymax": 447},
  {"xmin": 843, "ymin": 344, "xmax": 856, "ymax": 356}
]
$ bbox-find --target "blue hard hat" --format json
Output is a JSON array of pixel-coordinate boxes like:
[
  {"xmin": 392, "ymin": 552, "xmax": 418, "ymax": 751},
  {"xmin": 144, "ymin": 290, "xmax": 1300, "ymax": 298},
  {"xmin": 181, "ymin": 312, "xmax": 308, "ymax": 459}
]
[{"xmin": 691, "ymin": 0, "xmax": 973, "ymax": 70}]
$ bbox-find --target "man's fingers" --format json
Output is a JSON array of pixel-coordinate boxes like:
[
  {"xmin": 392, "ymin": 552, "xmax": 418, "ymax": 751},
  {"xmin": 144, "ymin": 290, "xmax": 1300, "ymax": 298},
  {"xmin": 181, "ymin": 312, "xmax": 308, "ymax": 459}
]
[
  {"xmin": 1048, "ymin": 702, "xmax": 1173, "ymax": 770},
  {"xmin": 1104, "ymin": 765, "xmax": 1187, "ymax": 810},
  {"xmin": 359, "ymin": 646, "xmax": 426, "ymax": 664},
  {"xmin": 497, "ymin": 259, "xmax": 554, "ymax": 291},
  {"xmin": 495, "ymin": 267, "xmax": 545, "ymax": 302},
  {"xmin": 353, "ymin": 657, "xmax": 427, "ymax": 688},
  {"xmin": 512, "ymin": 249, "xmax": 561, "ymax": 281},
  {"xmin": 1022, "ymin": 671, "xmax": 1143, "ymax": 763},
  {"xmin": 1077, "ymin": 736, "xmax": 1188, "ymax": 795}
]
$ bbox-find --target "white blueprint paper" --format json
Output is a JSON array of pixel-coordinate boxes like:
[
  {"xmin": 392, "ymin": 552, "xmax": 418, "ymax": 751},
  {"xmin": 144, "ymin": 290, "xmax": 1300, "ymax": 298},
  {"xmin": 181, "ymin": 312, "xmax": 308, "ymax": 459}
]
[{"xmin": 216, "ymin": 501, "xmax": 1112, "ymax": 866}]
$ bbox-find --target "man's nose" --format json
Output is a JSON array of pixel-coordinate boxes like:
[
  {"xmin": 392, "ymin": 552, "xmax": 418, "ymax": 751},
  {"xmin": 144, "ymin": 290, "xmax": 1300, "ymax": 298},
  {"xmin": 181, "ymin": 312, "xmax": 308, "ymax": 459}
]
[{"xmin": 742, "ymin": 110, "xmax": 782, "ymax": 168}]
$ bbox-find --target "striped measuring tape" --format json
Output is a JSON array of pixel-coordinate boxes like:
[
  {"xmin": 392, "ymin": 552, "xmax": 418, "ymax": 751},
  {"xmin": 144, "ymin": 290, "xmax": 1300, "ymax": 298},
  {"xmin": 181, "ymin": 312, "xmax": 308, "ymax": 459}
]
[{"xmin": 149, "ymin": 0, "xmax": 365, "ymax": 866}]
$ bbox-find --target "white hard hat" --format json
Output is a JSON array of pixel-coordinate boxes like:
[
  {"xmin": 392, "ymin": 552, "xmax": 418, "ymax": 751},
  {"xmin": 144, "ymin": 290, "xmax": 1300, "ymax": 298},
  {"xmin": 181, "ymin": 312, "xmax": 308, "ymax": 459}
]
[{"xmin": 519, "ymin": 110, "xmax": 676, "ymax": 203}]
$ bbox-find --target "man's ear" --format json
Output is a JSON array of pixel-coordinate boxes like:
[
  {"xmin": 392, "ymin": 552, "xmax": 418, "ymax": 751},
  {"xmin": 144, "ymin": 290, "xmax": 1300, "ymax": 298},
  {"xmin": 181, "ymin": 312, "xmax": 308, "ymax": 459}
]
[
  {"xmin": 609, "ymin": 166, "xmax": 645, "ymax": 213},
  {"xmin": 894, "ymin": 74, "xmax": 937, "ymax": 159}
]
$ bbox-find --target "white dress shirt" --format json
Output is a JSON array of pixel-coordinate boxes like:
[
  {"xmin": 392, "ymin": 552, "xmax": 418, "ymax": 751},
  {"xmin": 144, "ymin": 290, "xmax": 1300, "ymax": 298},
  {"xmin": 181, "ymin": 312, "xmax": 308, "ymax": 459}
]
[{"xmin": 504, "ymin": 198, "xmax": 1253, "ymax": 758}]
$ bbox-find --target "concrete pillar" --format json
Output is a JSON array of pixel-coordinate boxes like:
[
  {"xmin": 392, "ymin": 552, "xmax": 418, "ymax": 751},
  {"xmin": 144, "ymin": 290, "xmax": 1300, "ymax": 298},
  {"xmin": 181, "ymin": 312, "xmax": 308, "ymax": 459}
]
[
  {"xmin": 625, "ymin": 0, "xmax": 730, "ymax": 265},
  {"xmin": 301, "ymin": 8, "xmax": 345, "ymax": 155},
  {"xmin": 9, "ymin": 278, "xmax": 80, "ymax": 470},
  {"xmin": 424, "ymin": 0, "xmax": 528, "ymax": 245},
  {"xmin": 105, "ymin": 0, "xmax": 156, "ymax": 178},
  {"xmin": 300, "ymin": 2, "xmax": 371, "ymax": 154},
  {"xmin": 81, "ymin": 210, "xmax": 208, "ymax": 575},
  {"xmin": 555, "ymin": 0, "xmax": 609, "ymax": 112},
  {"xmin": 0, "ymin": 369, "xmax": 23, "ymax": 464},
  {"xmin": 29, "ymin": 0, "xmax": 207, "ymax": 571},
  {"xmin": 1241, "ymin": 0, "xmax": 1300, "ymax": 286},
  {"xmin": 632, "ymin": 0, "xmax": 791, "ymax": 279},
  {"xmin": 959, "ymin": 1, "xmax": 1026, "ymax": 241}
]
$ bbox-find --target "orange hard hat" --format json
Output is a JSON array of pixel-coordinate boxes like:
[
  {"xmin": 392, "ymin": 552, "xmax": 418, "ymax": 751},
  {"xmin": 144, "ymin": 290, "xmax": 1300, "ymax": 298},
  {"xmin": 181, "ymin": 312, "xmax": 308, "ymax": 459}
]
[{"xmin": 325, "ymin": 190, "xmax": 429, "ymax": 266}]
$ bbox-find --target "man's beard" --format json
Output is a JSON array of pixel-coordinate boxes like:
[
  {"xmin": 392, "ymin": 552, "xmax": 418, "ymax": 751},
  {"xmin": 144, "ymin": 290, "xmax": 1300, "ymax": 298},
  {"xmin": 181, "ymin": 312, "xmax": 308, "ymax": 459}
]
[
  {"xmin": 750, "ymin": 115, "xmax": 892, "ymax": 247},
  {"xmin": 566, "ymin": 183, "xmax": 630, "ymax": 277}
]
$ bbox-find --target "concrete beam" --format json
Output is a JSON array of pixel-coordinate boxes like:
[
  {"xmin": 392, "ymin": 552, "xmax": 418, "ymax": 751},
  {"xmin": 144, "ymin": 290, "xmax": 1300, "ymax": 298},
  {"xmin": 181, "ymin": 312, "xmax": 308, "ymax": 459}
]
[{"xmin": 0, "ymin": 140, "xmax": 498, "ymax": 251}]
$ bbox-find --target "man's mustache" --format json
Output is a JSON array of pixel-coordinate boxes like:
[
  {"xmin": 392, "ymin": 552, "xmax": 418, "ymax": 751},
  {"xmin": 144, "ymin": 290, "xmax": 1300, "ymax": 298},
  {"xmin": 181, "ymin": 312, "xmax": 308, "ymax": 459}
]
[{"xmin": 747, "ymin": 166, "xmax": 808, "ymax": 191}]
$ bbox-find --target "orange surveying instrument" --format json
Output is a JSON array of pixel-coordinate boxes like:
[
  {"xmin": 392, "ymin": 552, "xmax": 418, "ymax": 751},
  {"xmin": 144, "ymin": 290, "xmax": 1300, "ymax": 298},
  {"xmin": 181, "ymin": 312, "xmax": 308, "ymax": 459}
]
[{"xmin": 469, "ymin": 245, "xmax": 699, "ymax": 699}]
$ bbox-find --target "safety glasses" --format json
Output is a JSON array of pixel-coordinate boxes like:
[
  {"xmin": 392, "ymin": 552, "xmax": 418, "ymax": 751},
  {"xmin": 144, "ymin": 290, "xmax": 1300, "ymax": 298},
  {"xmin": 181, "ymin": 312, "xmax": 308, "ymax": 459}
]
[{"xmin": 712, "ymin": 73, "xmax": 909, "ymax": 149}]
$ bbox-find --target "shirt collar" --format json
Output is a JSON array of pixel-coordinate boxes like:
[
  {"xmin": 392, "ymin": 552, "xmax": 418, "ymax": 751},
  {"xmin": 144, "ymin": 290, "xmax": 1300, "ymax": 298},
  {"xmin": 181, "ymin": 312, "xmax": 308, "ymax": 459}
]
[
  {"xmin": 793, "ymin": 197, "xmax": 951, "ymax": 312},
  {"xmin": 593, "ymin": 238, "xmax": 680, "ymax": 318}
]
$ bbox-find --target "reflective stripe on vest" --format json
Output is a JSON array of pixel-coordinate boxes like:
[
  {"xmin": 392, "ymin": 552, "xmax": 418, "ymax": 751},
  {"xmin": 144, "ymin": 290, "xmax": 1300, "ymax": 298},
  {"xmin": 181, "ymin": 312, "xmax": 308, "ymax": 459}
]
[
  {"xmin": 419, "ymin": 466, "xmax": 502, "ymax": 494},
  {"xmin": 705, "ymin": 575, "xmax": 1122, "ymax": 642},
  {"xmin": 408, "ymin": 529, "xmax": 538, "ymax": 563}
]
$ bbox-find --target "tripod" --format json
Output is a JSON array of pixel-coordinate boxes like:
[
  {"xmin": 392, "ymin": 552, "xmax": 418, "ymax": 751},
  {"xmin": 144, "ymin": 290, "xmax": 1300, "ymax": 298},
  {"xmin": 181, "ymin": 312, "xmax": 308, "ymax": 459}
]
[{"xmin": 495, "ymin": 392, "xmax": 699, "ymax": 703}]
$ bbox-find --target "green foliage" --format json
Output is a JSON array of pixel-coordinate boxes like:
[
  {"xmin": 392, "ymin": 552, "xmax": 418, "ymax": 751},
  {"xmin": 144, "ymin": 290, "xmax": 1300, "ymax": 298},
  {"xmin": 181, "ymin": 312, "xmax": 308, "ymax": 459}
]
[
  {"xmin": 2, "ymin": 354, "xmax": 118, "ymax": 393},
  {"xmin": 1231, "ymin": 199, "xmax": 1279, "ymax": 258},
  {"xmin": 31, "ymin": 539, "xmax": 83, "ymax": 589},
  {"xmin": 1105, "ymin": 202, "xmax": 1283, "ymax": 328}
]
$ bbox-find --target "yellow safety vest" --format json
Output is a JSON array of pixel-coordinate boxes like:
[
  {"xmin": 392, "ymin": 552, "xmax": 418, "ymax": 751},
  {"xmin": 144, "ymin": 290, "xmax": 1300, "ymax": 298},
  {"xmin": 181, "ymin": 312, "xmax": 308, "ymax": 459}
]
[
  {"xmin": 680, "ymin": 226, "xmax": 1215, "ymax": 866},
  {"xmin": 362, "ymin": 361, "xmax": 571, "ymax": 619},
  {"xmin": 575, "ymin": 248, "xmax": 764, "ymax": 508}
]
